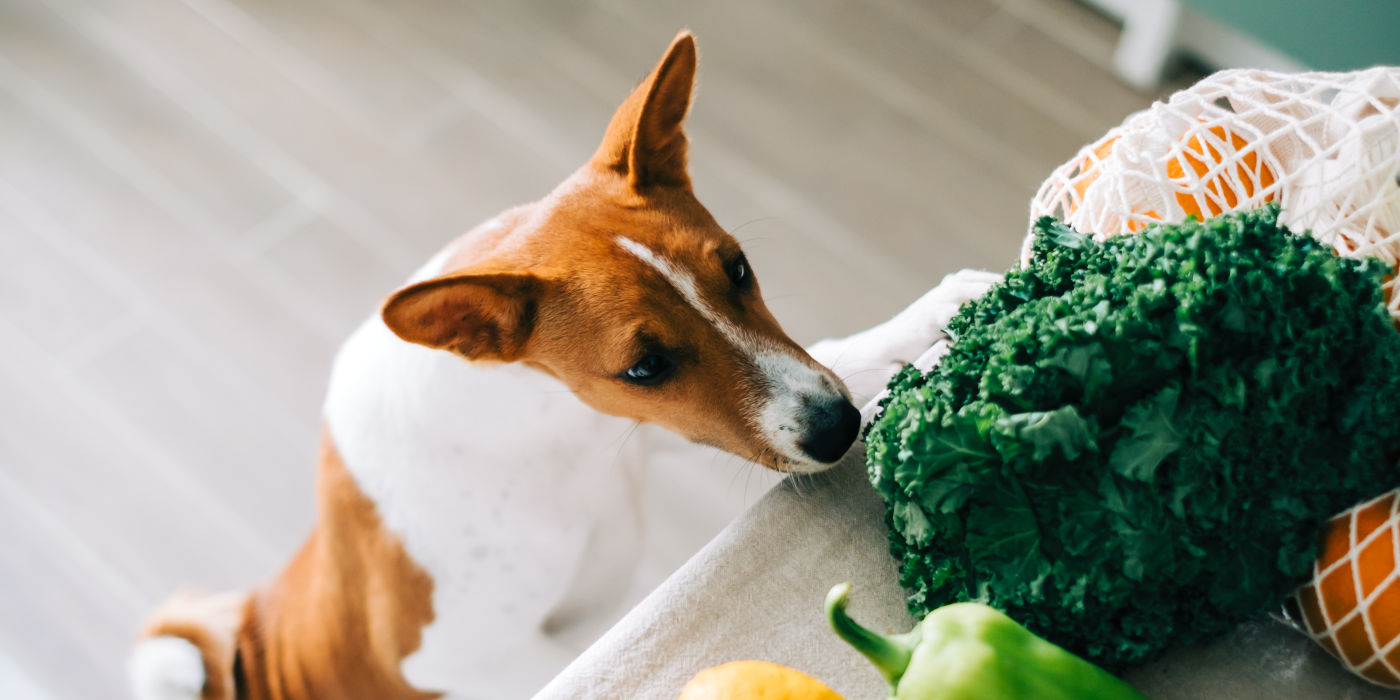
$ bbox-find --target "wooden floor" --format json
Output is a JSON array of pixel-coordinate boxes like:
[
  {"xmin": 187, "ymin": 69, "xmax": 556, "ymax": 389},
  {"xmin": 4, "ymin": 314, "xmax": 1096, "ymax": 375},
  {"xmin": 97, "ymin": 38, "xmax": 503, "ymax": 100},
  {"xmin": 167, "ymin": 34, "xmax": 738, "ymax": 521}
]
[{"xmin": 0, "ymin": 0, "xmax": 1190, "ymax": 697}]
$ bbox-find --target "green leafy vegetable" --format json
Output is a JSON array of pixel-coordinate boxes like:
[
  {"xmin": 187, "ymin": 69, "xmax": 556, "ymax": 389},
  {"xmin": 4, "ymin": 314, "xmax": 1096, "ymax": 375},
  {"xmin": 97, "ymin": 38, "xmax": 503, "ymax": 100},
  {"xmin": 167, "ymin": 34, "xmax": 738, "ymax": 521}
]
[{"xmin": 866, "ymin": 206, "xmax": 1400, "ymax": 669}]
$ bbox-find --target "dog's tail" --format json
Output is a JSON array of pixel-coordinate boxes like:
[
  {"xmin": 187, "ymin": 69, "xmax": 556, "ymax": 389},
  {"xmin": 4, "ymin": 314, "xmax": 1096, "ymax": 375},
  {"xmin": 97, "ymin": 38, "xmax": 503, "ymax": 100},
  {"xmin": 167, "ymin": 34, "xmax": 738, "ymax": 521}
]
[{"xmin": 129, "ymin": 590, "xmax": 247, "ymax": 700}]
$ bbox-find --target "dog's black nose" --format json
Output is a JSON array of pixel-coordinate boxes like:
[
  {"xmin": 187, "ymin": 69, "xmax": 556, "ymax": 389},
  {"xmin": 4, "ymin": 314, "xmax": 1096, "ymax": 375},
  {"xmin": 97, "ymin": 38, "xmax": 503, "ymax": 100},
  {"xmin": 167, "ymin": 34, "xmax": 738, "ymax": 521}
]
[{"xmin": 797, "ymin": 396, "xmax": 861, "ymax": 464}]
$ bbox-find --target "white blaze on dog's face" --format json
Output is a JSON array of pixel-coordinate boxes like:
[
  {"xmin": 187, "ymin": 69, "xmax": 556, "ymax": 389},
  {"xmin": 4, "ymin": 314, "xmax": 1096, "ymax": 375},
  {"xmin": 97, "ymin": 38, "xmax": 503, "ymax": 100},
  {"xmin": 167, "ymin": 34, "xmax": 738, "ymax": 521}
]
[{"xmin": 379, "ymin": 32, "xmax": 859, "ymax": 472}]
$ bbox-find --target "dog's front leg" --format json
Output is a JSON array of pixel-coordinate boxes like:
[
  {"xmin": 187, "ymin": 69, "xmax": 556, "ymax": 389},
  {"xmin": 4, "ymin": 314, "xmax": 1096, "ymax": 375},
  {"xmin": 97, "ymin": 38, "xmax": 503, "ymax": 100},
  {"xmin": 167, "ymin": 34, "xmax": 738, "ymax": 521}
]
[{"xmin": 807, "ymin": 269, "xmax": 1002, "ymax": 410}]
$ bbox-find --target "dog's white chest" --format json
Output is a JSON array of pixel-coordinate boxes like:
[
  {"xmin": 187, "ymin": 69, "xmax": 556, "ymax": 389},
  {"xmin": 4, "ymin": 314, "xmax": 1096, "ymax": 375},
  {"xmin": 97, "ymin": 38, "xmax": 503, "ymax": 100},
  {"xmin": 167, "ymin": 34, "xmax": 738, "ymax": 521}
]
[{"xmin": 324, "ymin": 316, "xmax": 644, "ymax": 697}]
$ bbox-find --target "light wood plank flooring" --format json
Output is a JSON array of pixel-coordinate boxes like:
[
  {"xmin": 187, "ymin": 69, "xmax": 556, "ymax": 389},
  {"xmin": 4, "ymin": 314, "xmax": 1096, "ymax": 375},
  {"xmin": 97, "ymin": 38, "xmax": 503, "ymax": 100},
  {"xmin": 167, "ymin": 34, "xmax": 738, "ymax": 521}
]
[{"xmin": 0, "ymin": 1, "xmax": 1189, "ymax": 696}]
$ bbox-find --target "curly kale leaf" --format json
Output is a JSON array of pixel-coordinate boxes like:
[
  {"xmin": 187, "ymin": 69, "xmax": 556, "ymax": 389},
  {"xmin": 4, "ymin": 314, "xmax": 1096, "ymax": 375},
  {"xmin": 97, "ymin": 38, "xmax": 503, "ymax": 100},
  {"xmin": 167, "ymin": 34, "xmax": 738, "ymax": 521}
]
[{"xmin": 866, "ymin": 206, "xmax": 1400, "ymax": 669}]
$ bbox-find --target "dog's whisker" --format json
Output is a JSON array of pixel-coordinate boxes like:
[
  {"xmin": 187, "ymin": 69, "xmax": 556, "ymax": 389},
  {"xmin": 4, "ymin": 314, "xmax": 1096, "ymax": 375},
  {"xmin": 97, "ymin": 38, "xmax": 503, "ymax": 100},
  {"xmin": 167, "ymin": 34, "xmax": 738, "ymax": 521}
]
[
  {"xmin": 725, "ymin": 453, "xmax": 752, "ymax": 492},
  {"xmin": 840, "ymin": 367, "xmax": 898, "ymax": 382},
  {"xmin": 741, "ymin": 461, "xmax": 757, "ymax": 503},
  {"xmin": 825, "ymin": 343, "xmax": 860, "ymax": 372},
  {"xmin": 608, "ymin": 421, "xmax": 644, "ymax": 456},
  {"xmin": 725, "ymin": 217, "xmax": 774, "ymax": 239},
  {"xmin": 789, "ymin": 469, "xmax": 807, "ymax": 499},
  {"xmin": 537, "ymin": 389, "xmax": 579, "ymax": 396}
]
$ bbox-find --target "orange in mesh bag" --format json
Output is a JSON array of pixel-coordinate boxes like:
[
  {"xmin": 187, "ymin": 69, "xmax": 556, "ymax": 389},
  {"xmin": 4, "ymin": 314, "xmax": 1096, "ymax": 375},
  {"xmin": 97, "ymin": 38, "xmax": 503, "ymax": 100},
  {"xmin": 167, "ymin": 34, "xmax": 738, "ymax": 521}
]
[
  {"xmin": 1288, "ymin": 490, "xmax": 1400, "ymax": 688},
  {"xmin": 1067, "ymin": 134, "xmax": 1159, "ymax": 230},
  {"xmin": 1166, "ymin": 124, "xmax": 1277, "ymax": 219}
]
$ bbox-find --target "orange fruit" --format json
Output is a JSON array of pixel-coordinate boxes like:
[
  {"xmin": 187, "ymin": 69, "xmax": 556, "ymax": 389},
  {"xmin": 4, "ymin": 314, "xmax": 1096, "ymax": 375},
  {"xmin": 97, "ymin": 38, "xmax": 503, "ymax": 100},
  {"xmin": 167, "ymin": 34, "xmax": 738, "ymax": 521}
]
[
  {"xmin": 1070, "ymin": 134, "xmax": 1119, "ymax": 210},
  {"xmin": 1292, "ymin": 489, "xmax": 1400, "ymax": 688},
  {"xmin": 1166, "ymin": 125, "xmax": 1276, "ymax": 219},
  {"xmin": 1068, "ymin": 134, "xmax": 1159, "ymax": 233}
]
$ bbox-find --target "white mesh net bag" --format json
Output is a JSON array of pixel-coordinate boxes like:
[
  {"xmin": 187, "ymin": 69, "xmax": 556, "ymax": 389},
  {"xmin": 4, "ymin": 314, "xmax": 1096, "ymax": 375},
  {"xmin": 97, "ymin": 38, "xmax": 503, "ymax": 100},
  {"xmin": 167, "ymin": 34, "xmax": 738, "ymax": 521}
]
[{"xmin": 1025, "ymin": 66, "xmax": 1400, "ymax": 319}]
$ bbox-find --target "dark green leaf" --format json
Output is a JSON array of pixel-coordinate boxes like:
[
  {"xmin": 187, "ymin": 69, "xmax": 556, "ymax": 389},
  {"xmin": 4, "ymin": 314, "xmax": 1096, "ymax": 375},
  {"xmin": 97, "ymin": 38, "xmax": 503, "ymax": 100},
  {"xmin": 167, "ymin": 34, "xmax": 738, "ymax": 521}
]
[{"xmin": 1108, "ymin": 385, "xmax": 1184, "ymax": 482}]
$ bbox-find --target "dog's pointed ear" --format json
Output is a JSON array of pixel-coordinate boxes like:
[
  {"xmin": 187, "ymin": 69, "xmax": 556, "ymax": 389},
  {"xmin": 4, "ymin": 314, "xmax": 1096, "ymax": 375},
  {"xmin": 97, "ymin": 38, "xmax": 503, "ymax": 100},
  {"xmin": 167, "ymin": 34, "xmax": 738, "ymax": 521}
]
[
  {"xmin": 382, "ymin": 273, "xmax": 547, "ymax": 362},
  {"xmin": 591, "ymin": 31, "xmax": 697, "ymax": 190}
]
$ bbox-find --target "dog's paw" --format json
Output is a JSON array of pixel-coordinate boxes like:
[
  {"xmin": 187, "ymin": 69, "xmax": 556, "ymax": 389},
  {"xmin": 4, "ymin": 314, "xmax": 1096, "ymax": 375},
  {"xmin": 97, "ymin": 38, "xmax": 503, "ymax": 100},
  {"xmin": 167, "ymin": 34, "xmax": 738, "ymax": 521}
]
[
  {"xmin": 813, "ymin": 269, "xmax": 1002, "ymax": 406},
  {"xmin": 130, "ymin": 637, "xmax": 206, "ymax": 700},
  {"xmin": 885, "ymin": 269, "xmax": 1002, "ymax": 359}
]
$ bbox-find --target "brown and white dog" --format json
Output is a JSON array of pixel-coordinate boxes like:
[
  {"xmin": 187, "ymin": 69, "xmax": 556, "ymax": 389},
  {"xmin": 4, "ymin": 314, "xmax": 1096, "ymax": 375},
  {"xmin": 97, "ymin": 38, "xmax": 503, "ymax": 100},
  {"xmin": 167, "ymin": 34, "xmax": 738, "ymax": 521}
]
[{"xmin": 129, "ymin": 32, "xmax": 998, "ymax": 699}]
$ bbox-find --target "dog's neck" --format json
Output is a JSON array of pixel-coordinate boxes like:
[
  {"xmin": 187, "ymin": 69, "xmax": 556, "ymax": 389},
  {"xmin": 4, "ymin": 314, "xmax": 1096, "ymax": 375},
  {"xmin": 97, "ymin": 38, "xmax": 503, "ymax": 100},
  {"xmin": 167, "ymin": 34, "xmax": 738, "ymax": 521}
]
[{"xmin": 321, "ymin": 248, "xmax": 649, "ymax": 694}]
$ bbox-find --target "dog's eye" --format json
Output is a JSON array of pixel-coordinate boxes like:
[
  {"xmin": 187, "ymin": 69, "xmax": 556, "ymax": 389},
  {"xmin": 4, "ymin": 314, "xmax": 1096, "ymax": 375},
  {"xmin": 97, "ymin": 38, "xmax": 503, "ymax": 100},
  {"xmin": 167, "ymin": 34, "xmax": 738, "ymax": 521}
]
[
  {"xmin": 726, "ymin": 254, "xmax": 750, "ymax": 288},
  {"xmin": 622, "ymin": 354, "xmax": 675, "ymax": 386}
]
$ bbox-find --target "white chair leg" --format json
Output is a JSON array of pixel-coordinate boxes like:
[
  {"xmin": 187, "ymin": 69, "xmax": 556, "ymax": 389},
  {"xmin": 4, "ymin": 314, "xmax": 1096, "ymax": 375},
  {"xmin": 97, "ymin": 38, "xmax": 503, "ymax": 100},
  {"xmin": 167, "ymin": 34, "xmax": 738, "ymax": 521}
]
[{"xmin": 1113, "ymin": 0, "xmax": 1183, "ymax": 91}]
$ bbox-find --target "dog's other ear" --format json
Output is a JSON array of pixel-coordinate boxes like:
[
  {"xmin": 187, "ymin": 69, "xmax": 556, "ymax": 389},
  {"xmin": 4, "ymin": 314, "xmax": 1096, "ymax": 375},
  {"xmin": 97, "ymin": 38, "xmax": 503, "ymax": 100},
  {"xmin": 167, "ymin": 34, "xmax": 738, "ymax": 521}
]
[
  {"xmin": 382, "ymin": 273, "xmax": 546, "ymax": 362},
  {"xmin": 591, "ymin": 30, "xmax": 697, "ymax": 190}
]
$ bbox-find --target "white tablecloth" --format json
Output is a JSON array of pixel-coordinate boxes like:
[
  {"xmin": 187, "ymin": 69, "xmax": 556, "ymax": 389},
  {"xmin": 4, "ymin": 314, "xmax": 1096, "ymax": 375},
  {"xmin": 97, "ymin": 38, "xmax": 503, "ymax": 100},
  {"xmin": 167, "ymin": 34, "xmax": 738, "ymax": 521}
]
[{"xmin": 536, "ymin": 449, "xmax": 1398, "ymax": 699}]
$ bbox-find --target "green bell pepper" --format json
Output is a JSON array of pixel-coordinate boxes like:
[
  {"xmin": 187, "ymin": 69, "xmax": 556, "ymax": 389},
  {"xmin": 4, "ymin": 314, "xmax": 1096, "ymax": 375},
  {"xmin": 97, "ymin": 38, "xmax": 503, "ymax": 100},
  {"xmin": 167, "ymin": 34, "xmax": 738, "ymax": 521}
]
[{"xmin": 825, "ymin": 583, "xmax": 1148, "ymax": 700}]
